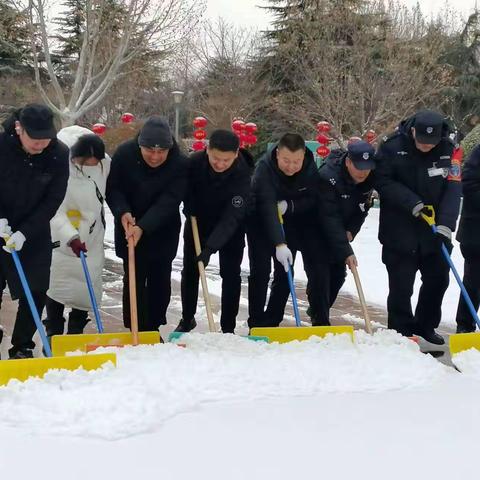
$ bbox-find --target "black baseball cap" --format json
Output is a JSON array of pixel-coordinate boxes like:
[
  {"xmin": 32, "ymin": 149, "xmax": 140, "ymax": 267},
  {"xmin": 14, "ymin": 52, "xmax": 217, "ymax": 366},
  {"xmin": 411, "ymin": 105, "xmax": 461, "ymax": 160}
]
[
  {"xmin": 347, "ymin": 141, "xmax": 376, "ymax": 170},
  {"xmin": 138, "ymin": 116, "xmax": 173, "ymax": 149},
  {"xmin": 414, "ymin": 110, "xmax": 444, "ymax": 145},
  {"xmin": 19, "ymin": 103, "xmax": 57, "ymax": 139}
]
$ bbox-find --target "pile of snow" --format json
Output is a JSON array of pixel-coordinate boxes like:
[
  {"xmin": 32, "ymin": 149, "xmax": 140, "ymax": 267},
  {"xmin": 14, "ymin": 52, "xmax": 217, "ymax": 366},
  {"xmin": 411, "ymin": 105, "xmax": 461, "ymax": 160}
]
[
  {"xmin": 0, "ymin": 330, "xmax": 451, "ymax": 440},
  {"xmin": 452, "ymin": 348, "xmax": 480, "ymax": 374}
]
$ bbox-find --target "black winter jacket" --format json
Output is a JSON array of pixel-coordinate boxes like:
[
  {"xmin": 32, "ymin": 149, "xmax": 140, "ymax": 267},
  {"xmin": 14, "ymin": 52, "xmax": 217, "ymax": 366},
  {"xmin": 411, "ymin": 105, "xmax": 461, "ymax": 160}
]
[
  {"xmin": 375, "ymin": 114, "xmax": 461, "ymax": 254},
  {"xmin": 457, "ymin": 145, "xmax": 480, "ymax": 248},
  {"xmin": 319, "ymin": 149, "xmax": 375, "ymax": 238},
  {"xmin": 0, "ymin": 113, "xmax": 69, "ymax": 297},
  {"xmin": 251, "ymin": 146, "xmax": 353, "ymax": 261},
  {"xmin": 184, "ymin": 148, "xmax": 254, "ymax": 252},
  {"xmin": 106, "ymin": 137, "xmax": 188, "ymax": 260}
]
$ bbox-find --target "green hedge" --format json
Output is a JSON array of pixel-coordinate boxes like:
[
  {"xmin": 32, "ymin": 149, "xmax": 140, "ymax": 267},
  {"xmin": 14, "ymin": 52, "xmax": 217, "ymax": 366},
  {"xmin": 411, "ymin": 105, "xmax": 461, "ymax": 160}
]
[{"xmin": 462, "ymin": 124, "xmax": 480, "ymax": 160}]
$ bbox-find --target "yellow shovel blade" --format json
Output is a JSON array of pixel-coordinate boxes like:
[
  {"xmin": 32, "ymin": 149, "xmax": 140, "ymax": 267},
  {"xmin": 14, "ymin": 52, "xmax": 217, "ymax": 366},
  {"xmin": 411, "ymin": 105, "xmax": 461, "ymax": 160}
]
[
  {"xmin": 52, "ymin": 331, "xmax": 161, "ymax": 356},
  {"xmin": 449, "ymin": 332, "xmax": 480, "ymax": 356},
  {"xmin": 0, "ymin": 353, "xmax": 116, "ymax": 386},
  {"xmin": 250, "ymin": 325, "xmax": 354, "ymax": 344}
]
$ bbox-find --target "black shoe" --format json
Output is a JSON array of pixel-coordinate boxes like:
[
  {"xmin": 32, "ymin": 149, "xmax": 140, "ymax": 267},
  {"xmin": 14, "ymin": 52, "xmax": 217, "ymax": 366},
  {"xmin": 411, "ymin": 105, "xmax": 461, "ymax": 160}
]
[
  {"xmin": 417, "ymin": 330, "xmax": 445, "ymax": 345},
  {"xmin": 456, "ymin": 325, "xmax": 476, "ymax": 334},
  {"xmin": 67, "ymin": 316, "xmax": 90, "ymax": 335},
  {"xmin": 9, "ymin": 348, "xmax": 34, "ymax": 360},
  {"xmin": 174, "ymin": 317, "xmax": 197, "ymax": 333}
]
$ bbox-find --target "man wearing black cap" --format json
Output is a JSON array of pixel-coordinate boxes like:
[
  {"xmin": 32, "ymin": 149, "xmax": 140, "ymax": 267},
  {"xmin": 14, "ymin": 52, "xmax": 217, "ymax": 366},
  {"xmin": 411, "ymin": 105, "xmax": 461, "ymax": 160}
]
[
  {"xmin": 174, "ymin": 130, "xmax": 254, "ymax": 334},
  {"xmin": 315, "ymin": 140, "xmax": 376, "ymax": 309},
  {"xmin": 375, "ymin": 109, "xmax": 461, "ymax": 344},
  {"xmin": 0, "ymin": 103, "xmax": 69, "ymax": 359},
  {"xmin": 106, "ymin": 116, "xmax": 188, "ymax": 333}
]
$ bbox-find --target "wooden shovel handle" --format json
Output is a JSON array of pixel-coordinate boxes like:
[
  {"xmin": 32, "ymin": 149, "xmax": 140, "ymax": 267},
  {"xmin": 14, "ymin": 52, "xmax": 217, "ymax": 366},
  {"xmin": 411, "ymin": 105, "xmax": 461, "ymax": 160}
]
[
  {"xmin": 127, "ymin": 235, "xmax": 139, "ymax": 345},
  {"xmin": 351, "ymin": 264, "xmax": 373, "ymax": 334},
  {"xmin": 191, "ymin": 216, "xmax": 215, "ymax": 333}
]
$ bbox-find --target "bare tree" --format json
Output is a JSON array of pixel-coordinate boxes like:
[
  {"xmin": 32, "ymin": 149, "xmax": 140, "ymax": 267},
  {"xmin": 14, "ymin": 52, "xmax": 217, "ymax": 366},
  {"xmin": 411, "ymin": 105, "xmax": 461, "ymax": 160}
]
[{"xmin": 13, "ymin": 0, "xmax": 204, "ymax": 125}]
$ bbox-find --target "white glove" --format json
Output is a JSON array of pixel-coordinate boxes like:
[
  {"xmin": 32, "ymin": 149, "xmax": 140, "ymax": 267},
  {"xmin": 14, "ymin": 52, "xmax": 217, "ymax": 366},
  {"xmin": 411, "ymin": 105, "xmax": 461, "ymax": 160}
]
[
  {"xmin": 277, "ymin": 200, "xmax": 288, "ymax": 216},
  {"xmin": 0, "ymin": 218, "xmax": 12, "ymax": 239},
  {"xmin": 276, "ymin": 244, "xmax": 293, "ymax": 272},
  {"xmin": 436, "ymin": 225, "xmax": 452, "ymax": 242},
  {"xmin": 412, "ymin": 202, "xmax": 425, "ymax": 217},
  {"xmin": 3, "ymin": 231, "xmax": 26, "ymax": 253}
]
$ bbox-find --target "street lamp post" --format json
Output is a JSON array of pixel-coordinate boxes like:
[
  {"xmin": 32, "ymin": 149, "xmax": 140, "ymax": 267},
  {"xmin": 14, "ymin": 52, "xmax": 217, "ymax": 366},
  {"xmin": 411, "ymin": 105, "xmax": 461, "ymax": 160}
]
[{"xmin": 172, "ymin": 90, "xmax": 184, "ymax": 141}]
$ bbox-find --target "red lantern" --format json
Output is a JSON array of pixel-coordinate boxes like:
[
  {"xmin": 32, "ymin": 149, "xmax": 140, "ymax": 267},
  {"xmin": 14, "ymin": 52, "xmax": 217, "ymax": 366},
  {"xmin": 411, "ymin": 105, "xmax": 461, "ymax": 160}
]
[
  {"xmin": 316, "ymin": 133, "xmax": 331, "ymax": 145},
  {"xmin": 192, "ymin": 140, "xmax": 206, "ymax": 151},
  {"xmin": 365, "ymin": 129, "xmax": 377, "ymax": 143},
  {"xmin": 317, "ymin": 121, "xmax": 331, "ymax": 133},
  {"xmin": 245, "ymin": 122, "xmax": 257, "ymax": 134},
  {"xmin": 121, "ymin": 112, "xmax": 134, "ymax": 124},
  {"xmin": 316, "ymin": 145, "xmax": 330, "ymax": 157},
  {"xmin": 193, "ymin": 116, "xmax": 208, "ymax": 129},
  {"xmin": 92, "ymin": 123, "xmax": 106, "ymax": 135},
  {"xmin": 232, "ymin": 119, "xmax": 245, "ymax": 132},
  {"xmin": 250, "ymin": 134, "xmax": 258, "ymax": 145},
  {"xmin": 193, "ymin": 129, "xmax": 207, "ymax": 140}
]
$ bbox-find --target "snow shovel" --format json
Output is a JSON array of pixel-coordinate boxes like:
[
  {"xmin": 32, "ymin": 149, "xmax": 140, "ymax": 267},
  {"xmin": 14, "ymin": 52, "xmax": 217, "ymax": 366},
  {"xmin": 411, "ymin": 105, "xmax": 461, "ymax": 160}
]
[
  {"xmin": 51, "ymin": 235, "xmax": 161, "ymax": 356},
  {"xmin": 420, "ymin": 206, "xmax": 480, "ymax": 356},
  {"xmin": 351, "ymin": 264, "xmax": 373, "ymax": 334},
  {"xmin": 250, "ymin": 208, "xmax": 354, "ymax": 344},
  {"xmin": 0, "ymin": 248, "xmax": 115, "ymax": 386}
]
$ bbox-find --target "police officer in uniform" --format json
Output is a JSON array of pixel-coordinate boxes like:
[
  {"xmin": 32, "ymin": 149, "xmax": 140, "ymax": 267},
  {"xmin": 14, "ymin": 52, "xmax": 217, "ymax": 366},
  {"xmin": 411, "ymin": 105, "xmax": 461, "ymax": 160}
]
[
  {"xmin": 317, "ymin": 140, "xmax": 376, "ymax": 307},
  {"xmin": 375, "ymin": 110, "xmax": 461, "ymax": 344},
  {"xmin": 174, "ymin": 130, "xmax": 254, "ymax": 334}
]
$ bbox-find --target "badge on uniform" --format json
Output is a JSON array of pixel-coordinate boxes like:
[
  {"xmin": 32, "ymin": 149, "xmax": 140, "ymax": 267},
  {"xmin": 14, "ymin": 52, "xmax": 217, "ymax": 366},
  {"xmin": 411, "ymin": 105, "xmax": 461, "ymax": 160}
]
[
  {"xmin": 427, "ymin": 166, "xmax": 448, "ymax": 178},
  {"xmin": 447, "ymin": 158, "xmax": 462, "ymax": 182}
]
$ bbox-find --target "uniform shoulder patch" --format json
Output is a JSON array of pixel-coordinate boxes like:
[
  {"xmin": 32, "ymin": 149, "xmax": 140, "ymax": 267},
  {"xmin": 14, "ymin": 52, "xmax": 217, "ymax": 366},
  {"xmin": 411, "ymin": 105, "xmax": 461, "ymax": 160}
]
[{"xmin": 447, "ymin": 148, "xmax": 462, "ymax": 182}]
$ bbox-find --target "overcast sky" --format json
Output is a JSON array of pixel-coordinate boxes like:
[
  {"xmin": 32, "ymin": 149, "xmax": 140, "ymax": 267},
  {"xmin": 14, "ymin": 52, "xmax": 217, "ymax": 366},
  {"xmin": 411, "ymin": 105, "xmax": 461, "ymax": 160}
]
[{"xmin": 205, "ymin": 0, "xmax": 479, "ymax": 28}]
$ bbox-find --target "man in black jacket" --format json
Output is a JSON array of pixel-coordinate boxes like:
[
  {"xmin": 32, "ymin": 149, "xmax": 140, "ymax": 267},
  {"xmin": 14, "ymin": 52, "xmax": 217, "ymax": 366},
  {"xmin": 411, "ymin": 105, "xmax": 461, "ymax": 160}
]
[
  {"xmin": 376, "ymin": 110, "xmax": 461, "ymax": 344},
  {"xmin": 0, "ymin": 104, "xmax": 69, "ymax": 359},
  {"xmin": 106, "ymin": 116, "xmax": 188, "ymax": 332},
  {"xmin": 248, "ymin": 133, "xmax": 355, "ymax": 328},
  {"xmin": 455, "ymin": 145, "xmax": 480, "ymax": 332},
  {"xmin": 317, "ymin": 140, "xmax": 376, "ymax": 307},
  {"xmin": 174, "ymin": 130, "xmax": 253, "ymax": 334}
]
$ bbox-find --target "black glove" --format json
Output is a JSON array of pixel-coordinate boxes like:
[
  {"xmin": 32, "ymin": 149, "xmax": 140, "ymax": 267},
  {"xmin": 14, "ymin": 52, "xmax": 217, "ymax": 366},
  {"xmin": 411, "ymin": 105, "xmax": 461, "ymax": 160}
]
[{"xmin": 196, "ymin": 247, "xmax": 213, "ymax": 267}]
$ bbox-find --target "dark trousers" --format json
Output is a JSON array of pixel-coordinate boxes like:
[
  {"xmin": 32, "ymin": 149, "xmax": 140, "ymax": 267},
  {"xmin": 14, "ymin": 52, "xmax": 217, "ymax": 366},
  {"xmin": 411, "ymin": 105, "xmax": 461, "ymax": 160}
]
[
  {"xmin": 382, "ymin": 247, "xmax": 450, "ymax": 336},
  {"xmin": 247, "ymin": 222, "xmax": 330, "ymax": 328},
  {"xmin": 44, "ymin": 296, "xmax": 89, "ymax": 336},
  {"xmin": 181, "ymin": 218, "xmax": 245, "ymax": 333},
  {"xmin": 456, "ymin": 245, "xmax": 480, "ymax": 331},
  {"xmin": 329, "ymin": 262, "xmax": 347, "ymax": 307},
  {"xmin": 122, "ymin": 253, "xmax": 175, "ymax": 331}
]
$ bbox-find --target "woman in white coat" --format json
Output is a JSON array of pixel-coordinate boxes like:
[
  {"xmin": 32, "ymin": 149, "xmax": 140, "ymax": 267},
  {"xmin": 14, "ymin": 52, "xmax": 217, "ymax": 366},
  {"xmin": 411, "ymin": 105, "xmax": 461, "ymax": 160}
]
[{"xmin": 44, "ymin": 126, "xmax": 110, "ymax": 338}]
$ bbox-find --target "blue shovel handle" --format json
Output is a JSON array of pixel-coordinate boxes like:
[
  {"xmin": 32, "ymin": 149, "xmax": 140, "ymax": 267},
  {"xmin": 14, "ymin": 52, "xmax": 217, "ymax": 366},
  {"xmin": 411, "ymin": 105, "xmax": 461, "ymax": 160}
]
[
  {"xmin": 80, "ymin": 251, "xmax": 103, "ymax": 333},
  {"xmin": 431, "ymin": 224, "xmax": 480, "ymax": 329},
  {"xmin": 11, "ymin": 250, "xmax": 52, "ymax": 357}
]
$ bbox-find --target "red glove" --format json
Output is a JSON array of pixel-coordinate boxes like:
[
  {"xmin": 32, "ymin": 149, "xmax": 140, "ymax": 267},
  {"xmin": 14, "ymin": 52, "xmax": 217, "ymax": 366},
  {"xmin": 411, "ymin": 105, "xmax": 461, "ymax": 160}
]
[{"xmin": 69, "ymin": 238, "xmax": 87, "ymax": 257}]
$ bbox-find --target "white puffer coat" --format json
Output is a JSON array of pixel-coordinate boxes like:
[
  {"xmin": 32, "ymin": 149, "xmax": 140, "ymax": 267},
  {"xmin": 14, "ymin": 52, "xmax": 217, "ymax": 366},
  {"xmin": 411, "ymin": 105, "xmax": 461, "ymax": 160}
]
[{"xmin": 47, "ymin": 126, "xmax": 111, "ymax": 310}]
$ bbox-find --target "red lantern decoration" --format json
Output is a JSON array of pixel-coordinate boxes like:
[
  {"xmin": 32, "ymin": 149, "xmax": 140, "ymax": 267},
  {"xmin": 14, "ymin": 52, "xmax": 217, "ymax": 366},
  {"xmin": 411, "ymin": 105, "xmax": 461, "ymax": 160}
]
[
  {"xmin": 193, "ymin": 116, "xmax": 208, "ymax": 129},
  {"xmin": 316, "ymin": 133, "xmax": 331, "ymax": 145},
  {"xmin": 250, "ymin": 134, "xmax": 258, "ymax": 145},
  {"xmin": 193, "ymin": 129, "xmax": 207, "ymax": 140},
  {"xmin": 316, "ymin": 145, "xmax": 330, "ymax": 157},
  {"xmin": 92, "ymin": 123, "xmax": 106, "ymax": 135},
  {"xmin": 232, "ymin": 119, "xmax": 245, "ymax": 132},
  {"xmin": 317, "ymin": 121, "xmax": 331, "ymax": 133},
  {"xmin": 121, "ymin": 112, "xmax": 134, "ymax": 124},
  {"xmin": 245, "ymin": 122, "xmax": 257, "ymax": 134},
  {"xmin": 365, "ymin": 129, "xmax": 377, "ymax": 143},
  {"xmin": 192, "ymin": 140, "xmax": 206, "ymax": 151}
]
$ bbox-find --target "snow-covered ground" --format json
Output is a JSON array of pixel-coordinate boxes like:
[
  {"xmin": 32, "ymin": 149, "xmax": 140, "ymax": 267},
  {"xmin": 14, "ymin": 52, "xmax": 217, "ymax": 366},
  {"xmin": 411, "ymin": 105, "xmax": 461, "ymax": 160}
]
[{"xmin": 1, "ymin": 208, "xmax": 473, "ymax": 479}]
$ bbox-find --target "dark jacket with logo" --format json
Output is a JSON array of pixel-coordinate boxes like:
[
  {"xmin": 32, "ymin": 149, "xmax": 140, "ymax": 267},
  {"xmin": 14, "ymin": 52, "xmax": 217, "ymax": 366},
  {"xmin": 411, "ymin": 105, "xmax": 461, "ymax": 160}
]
[
  {"xmin": 251, "ymin": 146, "xmax": 353, "ymax": 261},
  {"xmin": 0, "ymin": 114, "xmax": 69, "ymax": 297},
  {"xmin": 319, "ymin": 149, "xmax": 375, "ymax": 238},
  {"xmin": 106, "ymin": 137, "xmax": 188, "ymax": 260},
  {"xmin": 375, "ymin": 114, "xmax": 461, "ymax": 254},
  {"xmin": 183, "ymin": 148, "xmax": 254, "ymax": 252},
  {"xmin": 457, "ymin": 145, "xmax": 480, "ymax": 249}
]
